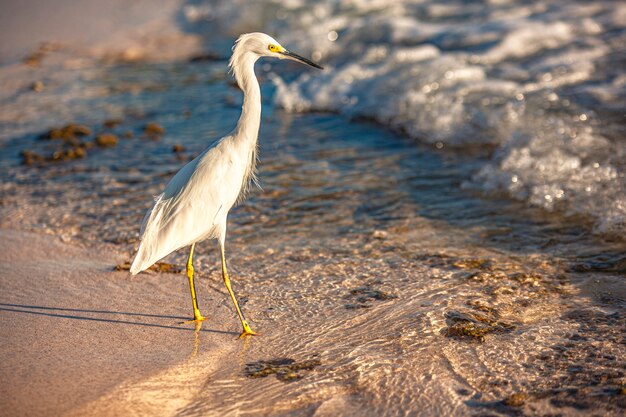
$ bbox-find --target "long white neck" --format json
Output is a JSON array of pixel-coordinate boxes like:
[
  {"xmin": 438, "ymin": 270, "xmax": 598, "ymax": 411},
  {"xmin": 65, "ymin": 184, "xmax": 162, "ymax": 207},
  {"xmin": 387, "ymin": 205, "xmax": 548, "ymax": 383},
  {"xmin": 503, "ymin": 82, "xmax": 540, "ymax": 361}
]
[{"xmin": 231, "ymin": 52, "xmax": 261, "ymax": 143}]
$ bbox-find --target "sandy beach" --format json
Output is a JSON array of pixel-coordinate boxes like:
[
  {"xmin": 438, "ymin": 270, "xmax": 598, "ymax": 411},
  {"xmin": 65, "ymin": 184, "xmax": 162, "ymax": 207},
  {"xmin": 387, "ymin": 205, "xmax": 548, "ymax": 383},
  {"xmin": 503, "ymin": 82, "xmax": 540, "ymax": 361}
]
[
  {"xmin": 0, "ymin": 229, "xmax": 240, "ymax": 416},
  {"xmin": 0, "ymin": 0, "xmax": 624, "ymax": 415}
]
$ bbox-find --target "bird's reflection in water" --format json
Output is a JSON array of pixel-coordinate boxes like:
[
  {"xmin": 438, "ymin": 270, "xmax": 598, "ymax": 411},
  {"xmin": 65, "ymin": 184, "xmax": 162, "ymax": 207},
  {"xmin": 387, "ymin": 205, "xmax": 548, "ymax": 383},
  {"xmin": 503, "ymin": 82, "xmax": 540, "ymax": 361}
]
[
  {"xmin": 238, "ymin": 335, "xmax": 253, "ymax": 367},
  {"xmin": 191, "ymin": 321, "xmax": 202, "ymax": 358},
  {"xmin": 187, "ymin": 321, "xmax": 256, "ymax": 359}
]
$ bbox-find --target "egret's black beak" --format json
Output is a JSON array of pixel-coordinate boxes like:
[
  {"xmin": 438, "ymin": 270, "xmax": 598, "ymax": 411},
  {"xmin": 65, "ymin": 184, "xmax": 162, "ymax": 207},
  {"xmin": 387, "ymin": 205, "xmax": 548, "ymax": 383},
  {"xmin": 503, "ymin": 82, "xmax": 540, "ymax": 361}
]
[{"xmin": 281, "ymin": 50, "xmax": 324, "ymax": 70}]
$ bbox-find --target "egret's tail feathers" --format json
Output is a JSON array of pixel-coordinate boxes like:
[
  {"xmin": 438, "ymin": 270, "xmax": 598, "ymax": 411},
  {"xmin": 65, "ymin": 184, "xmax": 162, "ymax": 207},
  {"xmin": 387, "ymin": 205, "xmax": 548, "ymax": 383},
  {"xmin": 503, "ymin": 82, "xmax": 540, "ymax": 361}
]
[
  {"xmin": 129, "ymin": 182, "xmax": 221, "ymax": 275},
  {"xmin": 129, "ymin": 223, "xmax": 172, "ymax": 275},
  {"xmin": 129, "ymin": 246, "xmax": 150, "ymax": 275},
  {"xmin": 129, "ymin": 194, "xmax": 167, "ymax": 275},
  {"xmin": 129, "ymin": 193, "xmax": 193, "ymax": 275},
  {"xmin": 130, "ymin": 247, "xmax": 165, "ymax": 275}
]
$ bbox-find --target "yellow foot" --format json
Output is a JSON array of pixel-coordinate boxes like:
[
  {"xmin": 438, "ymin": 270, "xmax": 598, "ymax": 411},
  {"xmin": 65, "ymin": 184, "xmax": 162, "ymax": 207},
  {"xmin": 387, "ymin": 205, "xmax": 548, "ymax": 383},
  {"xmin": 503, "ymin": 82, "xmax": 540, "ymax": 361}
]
[
  {"xmin": 238, "ymin": 322, "xmax": 258, "ymax": 338},
  {"xmin": 180, "ymin": 314, "xmax": 206, "ymax": 325},
  {"xmin": 238, "ymin": 328, "xmax": 258, "ymax": 338}
]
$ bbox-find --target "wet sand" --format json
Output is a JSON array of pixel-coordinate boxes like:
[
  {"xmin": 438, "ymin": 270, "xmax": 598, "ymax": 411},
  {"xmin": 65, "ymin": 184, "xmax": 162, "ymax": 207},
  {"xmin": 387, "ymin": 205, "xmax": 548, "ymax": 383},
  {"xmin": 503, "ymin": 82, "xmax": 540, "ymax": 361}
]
[
  {"xmin": 0, "ymin": 0, "xmax": 198, "ymax": 63},
  {"xmin": 1, "ymin": 225, "xmax": 624, "ymax": 416},
  {"xmin": 0, "ymin": 229, "xmax": 237, "ymax": 417}
]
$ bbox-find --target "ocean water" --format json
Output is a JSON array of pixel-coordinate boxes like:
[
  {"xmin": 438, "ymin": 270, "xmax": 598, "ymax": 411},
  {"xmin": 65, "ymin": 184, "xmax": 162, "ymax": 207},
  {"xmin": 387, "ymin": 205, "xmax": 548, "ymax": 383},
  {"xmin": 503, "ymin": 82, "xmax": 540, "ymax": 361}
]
[
  {"xmin": 0, "ymin": 1, "xmax": 624, "ymax": 416},
  {"xmin": 182, "ymin": 0, "xmax": 626, "ymax": 238}
]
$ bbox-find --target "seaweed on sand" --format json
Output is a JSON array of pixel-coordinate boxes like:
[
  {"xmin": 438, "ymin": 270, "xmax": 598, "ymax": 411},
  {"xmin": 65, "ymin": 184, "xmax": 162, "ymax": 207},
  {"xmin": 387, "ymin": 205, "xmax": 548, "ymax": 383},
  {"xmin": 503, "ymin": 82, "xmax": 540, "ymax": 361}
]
[
  {"xmin": 244, "ymin": 358, "xmax": 321, "ymax": 382},
  {"xmin": 344, "ymin": 285, "xmax": 398, "ymax": 309},
  {"xmin": 443, "ymin": 310, "xmax": 516, "ymax": 343},
  {"xmin": 115, "ymin": 261, "xmax": 183, "ymax": 274}
]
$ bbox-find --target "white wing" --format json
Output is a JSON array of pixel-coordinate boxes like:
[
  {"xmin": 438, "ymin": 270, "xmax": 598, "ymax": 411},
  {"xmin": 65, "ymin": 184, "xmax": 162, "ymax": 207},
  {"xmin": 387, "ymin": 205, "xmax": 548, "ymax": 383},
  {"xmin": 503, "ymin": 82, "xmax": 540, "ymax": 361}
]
[{"xmin": 130, "ymin": 135, "xmax": 249, "ymax": 274}]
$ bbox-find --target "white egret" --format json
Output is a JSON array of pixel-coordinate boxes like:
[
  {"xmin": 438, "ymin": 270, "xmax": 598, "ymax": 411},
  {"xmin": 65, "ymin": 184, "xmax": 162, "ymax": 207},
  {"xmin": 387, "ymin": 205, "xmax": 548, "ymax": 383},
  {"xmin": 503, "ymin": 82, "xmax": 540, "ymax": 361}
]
[{"xmin": 130, "ymin": 33, "xmax": 323, "ymax": 337}]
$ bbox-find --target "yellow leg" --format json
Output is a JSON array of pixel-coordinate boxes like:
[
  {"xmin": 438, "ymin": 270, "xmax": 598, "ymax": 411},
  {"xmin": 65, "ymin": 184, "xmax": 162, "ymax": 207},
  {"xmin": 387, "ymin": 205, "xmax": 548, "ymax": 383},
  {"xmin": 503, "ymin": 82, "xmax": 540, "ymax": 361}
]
[
  {"xmin": 219, "ymin": 241, "xmax": 256, "ymax": 337},
  {"xmin": 187, "ymin": 243, "xmax": 206, "ymax": 322}
]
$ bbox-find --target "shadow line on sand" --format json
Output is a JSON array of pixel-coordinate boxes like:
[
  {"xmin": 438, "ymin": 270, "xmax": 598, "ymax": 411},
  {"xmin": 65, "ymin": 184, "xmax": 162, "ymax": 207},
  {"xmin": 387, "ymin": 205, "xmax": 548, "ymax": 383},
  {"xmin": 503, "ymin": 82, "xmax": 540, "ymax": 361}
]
[
  {"xmin": 0, "ymin": 304, "xmax": 236, "ymax": 335},
  {"xmin": 0, "ymin": 302, "xmax": 187, "ymax": 320}
]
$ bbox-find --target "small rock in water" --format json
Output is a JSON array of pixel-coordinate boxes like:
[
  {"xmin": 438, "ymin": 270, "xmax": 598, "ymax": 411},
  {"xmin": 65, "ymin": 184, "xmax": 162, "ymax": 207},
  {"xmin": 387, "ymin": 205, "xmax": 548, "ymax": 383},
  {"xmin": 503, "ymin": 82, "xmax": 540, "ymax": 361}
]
[
  {"xmin": 49, "ymin": 147, "xmax": 86, "ymax": 161},
  {"xmin": 172, "ymin": 144, "xmax": 185, "ymax": 153},
  {"xmin": 452, "ymin": 258, "xmax": 492, "ymax": 270},
  {"xmin": 144, "ymin": 123, "xmax": 164, "ymax": 138},
  {"xmin": 20, "ymin": 150, "xmax": 45, "ymax": 166},
  {"xmin": 372, "ymin": 230, "xmax": 388, "ymax": 239},
  {"xmin": 244, "ymin": 358, "xmax": 321, "ymax": 382},
  {"xmin": 95, "ymin": 134, "xmax": 118, "ymax": 147},
  {"xmin": 503, "ymin": 392, "xmax": 528, "ymax": 407},
  {"xmin": 443, "ymin": 310, "xmax": 516, "ymax": 342},
  {"xmin": 40, "ymin": 124, "xmax": 92, "ymax": 141},
  {"xmin": 31, "ymin": 81, "xmax": 44, "ymax": 92},
  {"xmin": 21, "ymin": 145, "xmax": 87, "ymax": 165},
  {"xmin": 344, "ymin": 285, "xmax": 397, "ymax": 309}
]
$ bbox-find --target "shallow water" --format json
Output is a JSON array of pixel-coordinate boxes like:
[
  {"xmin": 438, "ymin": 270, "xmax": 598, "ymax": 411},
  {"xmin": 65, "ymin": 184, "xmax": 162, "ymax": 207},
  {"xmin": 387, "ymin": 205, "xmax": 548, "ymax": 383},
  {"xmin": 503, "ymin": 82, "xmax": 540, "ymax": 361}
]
[{"xmin": 1, "ymin": 51, "xmax": 624, "ymax": 415}]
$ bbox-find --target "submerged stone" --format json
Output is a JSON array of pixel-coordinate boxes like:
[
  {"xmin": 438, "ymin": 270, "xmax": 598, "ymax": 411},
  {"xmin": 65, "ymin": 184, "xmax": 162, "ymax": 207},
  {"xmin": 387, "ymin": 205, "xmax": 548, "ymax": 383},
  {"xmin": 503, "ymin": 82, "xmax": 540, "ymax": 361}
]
[
  {"xmin": 20, "ymin": 150, "xmax": 45, "ymax": 165},
  {"xmin": 21, "ymin": 146, "xmax": 87, "ymax": 165},
  {"xmin": 95, "ymin": 134, "xmax": 119, "ymax": 147},
  {"xmin": 344, "ymin": 285, "xmax": 397, "ymax": 309},
  {"xmin": 244, "ymin": 358, "xmax": 321, "ymax": 382},
  {"xmin": 40, "ymin": 124, "xmax": 92, "ymax": 141},
  {"xmin": 452, "ymin": 258, "xmax": 492, "ymax": 270},
  {"xmin": 444, "ymin": 310, "xmax": 516, "ymax": 342},
  {"xmin": 503, "ymin": 392, "xmax": 528, "ymax": 407},
  {"xmin": 50, "ymin": 147, "xmax": 86, "ymax": 161},
  {"xmin": 144, "ymin": 123, "xmax": 164, "ymax": 138},
  {"xmin": 344, "ymin": 303, "xmax": 372, "ymax": 310}
]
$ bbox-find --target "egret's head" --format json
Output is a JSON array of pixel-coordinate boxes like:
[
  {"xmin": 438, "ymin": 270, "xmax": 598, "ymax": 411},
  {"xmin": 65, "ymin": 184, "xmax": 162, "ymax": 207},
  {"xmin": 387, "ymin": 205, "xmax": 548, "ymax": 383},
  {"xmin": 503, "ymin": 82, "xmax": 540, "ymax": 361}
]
[{"xmin": 231, "ymin": 32, "xmax": 323, "ymax": 70}]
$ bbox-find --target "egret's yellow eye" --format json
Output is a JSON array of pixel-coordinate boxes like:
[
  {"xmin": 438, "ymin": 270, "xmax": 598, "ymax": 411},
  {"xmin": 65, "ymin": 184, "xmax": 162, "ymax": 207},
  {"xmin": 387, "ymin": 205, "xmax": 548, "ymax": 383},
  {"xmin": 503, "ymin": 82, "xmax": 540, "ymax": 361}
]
[{"xmin": 268, "ymin": 44, "xmax": 278, "ymax": 52}]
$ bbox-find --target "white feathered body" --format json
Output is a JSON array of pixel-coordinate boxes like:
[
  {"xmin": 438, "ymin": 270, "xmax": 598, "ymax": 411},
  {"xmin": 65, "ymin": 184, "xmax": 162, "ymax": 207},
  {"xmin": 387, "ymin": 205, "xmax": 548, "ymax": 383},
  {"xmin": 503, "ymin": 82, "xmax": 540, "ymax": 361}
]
[
  {"xmin": 130, "ymin": 33, "xmax": 268, "ymax": 275},
  {"xmin": 130, "ymin": 134, "xmax": 256, "ymax": 274}
]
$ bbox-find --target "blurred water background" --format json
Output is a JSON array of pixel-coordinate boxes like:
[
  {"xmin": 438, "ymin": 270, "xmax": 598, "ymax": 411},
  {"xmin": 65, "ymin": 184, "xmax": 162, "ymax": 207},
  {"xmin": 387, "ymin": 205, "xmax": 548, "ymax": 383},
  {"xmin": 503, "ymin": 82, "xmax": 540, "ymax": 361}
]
[{"xmin": 0, "ymin": 1, "xmax": 624, "ymax": 415}]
